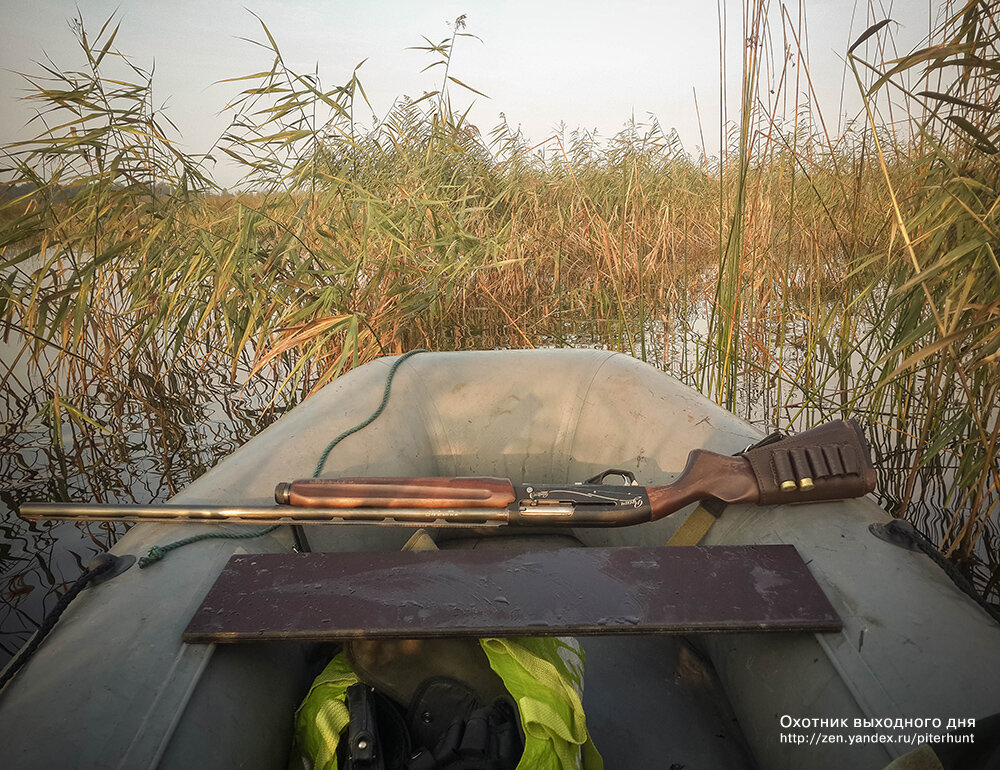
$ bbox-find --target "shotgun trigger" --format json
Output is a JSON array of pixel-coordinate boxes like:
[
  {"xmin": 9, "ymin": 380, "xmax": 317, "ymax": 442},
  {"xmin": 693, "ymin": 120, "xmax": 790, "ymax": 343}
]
[{"xmin": 583, "ymin": 468, "xmax": 639, "ymax": 486}]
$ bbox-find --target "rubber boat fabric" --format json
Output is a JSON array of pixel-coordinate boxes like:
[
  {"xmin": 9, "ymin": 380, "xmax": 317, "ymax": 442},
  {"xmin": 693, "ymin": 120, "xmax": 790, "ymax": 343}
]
[
  {"xmin": 2, "ymin": 349, "xmax": 999, "ymax": 770},
  {"xmin": 293, "ymin": 361, "xmax": 856, "ymax": 769},
  {"xmin": 289, "ymin": 352, "xmax": 1000, "ymax": 770}
]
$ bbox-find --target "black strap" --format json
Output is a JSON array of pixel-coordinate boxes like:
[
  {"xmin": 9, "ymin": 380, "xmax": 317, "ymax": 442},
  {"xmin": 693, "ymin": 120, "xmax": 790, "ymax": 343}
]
[
  {"xmin": 0, "ymin": 552, "xmax": 126, "ymax": 693},
  {"xmin": 345, "ymin": 684, "xmax": 384, "ymax": 770}
]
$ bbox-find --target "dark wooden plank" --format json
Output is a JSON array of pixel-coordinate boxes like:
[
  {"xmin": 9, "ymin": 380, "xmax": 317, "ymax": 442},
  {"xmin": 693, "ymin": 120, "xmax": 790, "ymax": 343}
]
[{"xmin": 183, "ymin": 545, "xmax": 841, "ymax": 642}]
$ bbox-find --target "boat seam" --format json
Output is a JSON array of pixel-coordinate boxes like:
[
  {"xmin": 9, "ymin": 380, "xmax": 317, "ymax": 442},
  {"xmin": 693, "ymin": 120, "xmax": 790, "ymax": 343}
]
[
  {"xmin": 401, "ymin": 355, "xmax": 454, "ymax": 476},
  {"xmin": 560, "ymin": 351, "xmax": 622, "ymax": 481},
  {"xmin": 814, "ymin": 632, "xmax": 905, "ymax": 760}
]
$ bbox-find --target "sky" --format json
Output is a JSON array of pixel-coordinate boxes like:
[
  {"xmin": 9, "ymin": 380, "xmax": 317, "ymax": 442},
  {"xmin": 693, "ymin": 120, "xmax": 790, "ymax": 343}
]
[{"xmin": 1, "ymin": 0, "xmax": 935, "ymax": 187}]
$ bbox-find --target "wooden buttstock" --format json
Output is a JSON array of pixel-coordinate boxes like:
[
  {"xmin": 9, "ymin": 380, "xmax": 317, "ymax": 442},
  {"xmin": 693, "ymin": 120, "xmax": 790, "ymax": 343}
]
[
  {"xmin": 646, "ymin": 451, "xmax": 759, "ymax": 521},
  {"xmin": 276, "ymin": 477, "xmax": 517, "ymax": 509},
  {"xmin": 646, "ymin": 419, "xmax": 879, "ymax": 520}
]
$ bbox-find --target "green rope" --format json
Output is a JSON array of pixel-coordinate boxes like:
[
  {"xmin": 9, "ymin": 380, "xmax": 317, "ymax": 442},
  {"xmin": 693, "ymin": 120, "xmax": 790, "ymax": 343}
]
[
  {"xmin": 138, "ymin": 350, "xmax": 428, "ymax": 568},
  {"xmin": 138, "ymin": 525, "xmax": 281, "ymax": 568},
  {"xmin": 313, "ymin": 349, "xmax": 427, "ymax": 478}
]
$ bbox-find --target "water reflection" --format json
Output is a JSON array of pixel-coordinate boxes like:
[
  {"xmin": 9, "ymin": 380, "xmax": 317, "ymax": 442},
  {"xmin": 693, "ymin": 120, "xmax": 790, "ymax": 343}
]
[
  {"xmin": 0, "ymin": 348, "xmax": 288, "ymax": 666},
  {"xmin": 1, "ymin": 302, "xmax": 997, "ymax": 666}
]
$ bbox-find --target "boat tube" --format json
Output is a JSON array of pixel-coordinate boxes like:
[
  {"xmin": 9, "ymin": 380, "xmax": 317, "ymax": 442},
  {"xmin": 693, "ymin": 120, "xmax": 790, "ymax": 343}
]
[{"xmin": 1, "ymin": 349, "xmax": 997, "ymax": 769}]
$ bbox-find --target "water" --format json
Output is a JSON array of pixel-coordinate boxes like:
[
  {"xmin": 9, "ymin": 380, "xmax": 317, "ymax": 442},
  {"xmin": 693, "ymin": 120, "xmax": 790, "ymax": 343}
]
[
  {"xmin": 1, "ymin": 302, "xmax": 996, "ymax": 667},
  {"xmin": 0, "ymin": 343, "xmax": 289, "ymax": 666}
]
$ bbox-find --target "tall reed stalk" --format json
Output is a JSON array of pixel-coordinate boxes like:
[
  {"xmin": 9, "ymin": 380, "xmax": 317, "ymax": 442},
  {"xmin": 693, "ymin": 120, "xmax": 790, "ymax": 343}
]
[
  {"xmin": 1, "ymin": 6, "xmax": 996, "ymax": 600},
  {"xmin": 849, "ymin": 0, "xmax": 999, "ymax": 579}
]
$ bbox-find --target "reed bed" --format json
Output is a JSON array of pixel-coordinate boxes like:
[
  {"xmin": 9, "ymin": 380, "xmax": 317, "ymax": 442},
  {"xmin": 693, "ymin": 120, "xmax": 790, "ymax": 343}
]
[{"xmin": 1, "ymin": 4, "xmax": 997, "ymax": 608}]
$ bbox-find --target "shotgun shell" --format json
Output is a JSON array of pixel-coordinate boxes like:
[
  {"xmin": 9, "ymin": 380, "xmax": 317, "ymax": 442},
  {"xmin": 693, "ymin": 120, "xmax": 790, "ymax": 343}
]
[
  {"xmin": 780, "ymin": 480, "xmax": 797, "ymax": 492},
  {"xmin": 798, "ymin": 477, "xmax": 815, "ymax": 491}
]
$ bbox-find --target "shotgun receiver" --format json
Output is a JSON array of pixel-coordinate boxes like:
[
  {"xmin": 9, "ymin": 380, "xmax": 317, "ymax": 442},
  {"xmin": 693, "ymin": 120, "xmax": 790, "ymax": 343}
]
[{"xmin": 23, "ymin": 420, "xmax": 875, "ymax": 528}]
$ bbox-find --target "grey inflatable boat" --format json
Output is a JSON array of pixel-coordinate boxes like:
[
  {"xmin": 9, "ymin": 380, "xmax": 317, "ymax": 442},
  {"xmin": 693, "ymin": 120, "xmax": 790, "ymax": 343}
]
[{"xmin": 1, "ymin": 349, "xmax": 997, "ymax": 769}]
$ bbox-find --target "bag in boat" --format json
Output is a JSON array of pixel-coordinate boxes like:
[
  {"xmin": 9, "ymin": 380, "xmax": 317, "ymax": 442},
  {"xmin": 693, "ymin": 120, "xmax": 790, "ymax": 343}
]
[{"xmin": 294, "ymin": 636, "xmax": 602, "ymax": 770}]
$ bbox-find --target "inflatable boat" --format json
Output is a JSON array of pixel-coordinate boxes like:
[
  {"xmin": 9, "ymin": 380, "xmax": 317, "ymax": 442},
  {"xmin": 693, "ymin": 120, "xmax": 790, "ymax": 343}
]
[{"xmin": 1, "ymin": 349, "xmax": 997, "ymax": 769}]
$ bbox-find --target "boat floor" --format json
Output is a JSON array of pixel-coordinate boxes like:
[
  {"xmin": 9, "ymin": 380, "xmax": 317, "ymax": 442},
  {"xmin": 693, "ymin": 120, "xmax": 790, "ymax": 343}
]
[
  {"xmin": 581, "ymin": 635, "xmax": 756, "ymax": 768},
  {"xmin": 428, "ymin": 532, "xmax": 759, "ymax": 768}
]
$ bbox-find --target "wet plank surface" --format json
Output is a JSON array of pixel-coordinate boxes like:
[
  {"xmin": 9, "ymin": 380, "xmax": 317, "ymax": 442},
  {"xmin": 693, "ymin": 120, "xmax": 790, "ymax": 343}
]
[{"xmin": 184, "ymin": 544, "xmax": 841, "ymax": 642}]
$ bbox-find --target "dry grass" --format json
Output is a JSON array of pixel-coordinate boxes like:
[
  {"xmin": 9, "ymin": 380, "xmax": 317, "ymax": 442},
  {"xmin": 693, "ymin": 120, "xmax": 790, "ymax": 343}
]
[{"xmin": 1, "ymin": 6, "xmax": 996, "ymax": 597}]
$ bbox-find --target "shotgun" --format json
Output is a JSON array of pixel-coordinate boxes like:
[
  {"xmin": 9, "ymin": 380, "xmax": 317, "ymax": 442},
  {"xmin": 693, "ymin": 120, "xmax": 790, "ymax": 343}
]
[{"xmin": 20, "ymin": 420, "xmax": 876, "ymax": 528}]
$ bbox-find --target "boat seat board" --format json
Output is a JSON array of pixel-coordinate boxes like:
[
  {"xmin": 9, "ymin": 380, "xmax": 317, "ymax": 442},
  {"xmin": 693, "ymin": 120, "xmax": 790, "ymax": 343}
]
[{"xmin": 183, "ymin": 544, "xmax": 842, "ymax": 642}]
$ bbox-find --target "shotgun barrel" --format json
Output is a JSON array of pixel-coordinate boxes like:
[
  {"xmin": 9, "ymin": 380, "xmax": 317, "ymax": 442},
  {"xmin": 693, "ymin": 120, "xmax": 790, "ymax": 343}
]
[
  {"xmin": 18, "ymin": 500, "xmax": 651, "ymax": 528},
  {"xmin": 18, "ymin": 502, "xmax": 517, "ymax": 527},
  {"xmin": 18, "ymin": 420, "xmax": 876, "ymax": 528}
]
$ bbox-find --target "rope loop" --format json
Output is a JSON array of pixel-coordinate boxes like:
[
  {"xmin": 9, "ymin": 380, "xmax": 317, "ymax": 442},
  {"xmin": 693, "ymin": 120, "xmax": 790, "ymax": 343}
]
[{"xmin": 137, "ymin": 545, "xmax": 165, "ymax": 569}]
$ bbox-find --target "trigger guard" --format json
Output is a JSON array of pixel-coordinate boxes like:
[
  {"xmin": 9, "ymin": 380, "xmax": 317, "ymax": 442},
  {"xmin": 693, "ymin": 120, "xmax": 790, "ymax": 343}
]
[{"xmin": 583, "ymin": 468, "xmax": 638, "ymax": 486}]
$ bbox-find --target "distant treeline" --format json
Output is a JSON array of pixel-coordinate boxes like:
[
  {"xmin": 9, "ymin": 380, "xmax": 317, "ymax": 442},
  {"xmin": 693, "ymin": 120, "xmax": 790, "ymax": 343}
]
[{"xmin": 1, "ymin": 181, "xmax": 174, "ymax": 202}]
